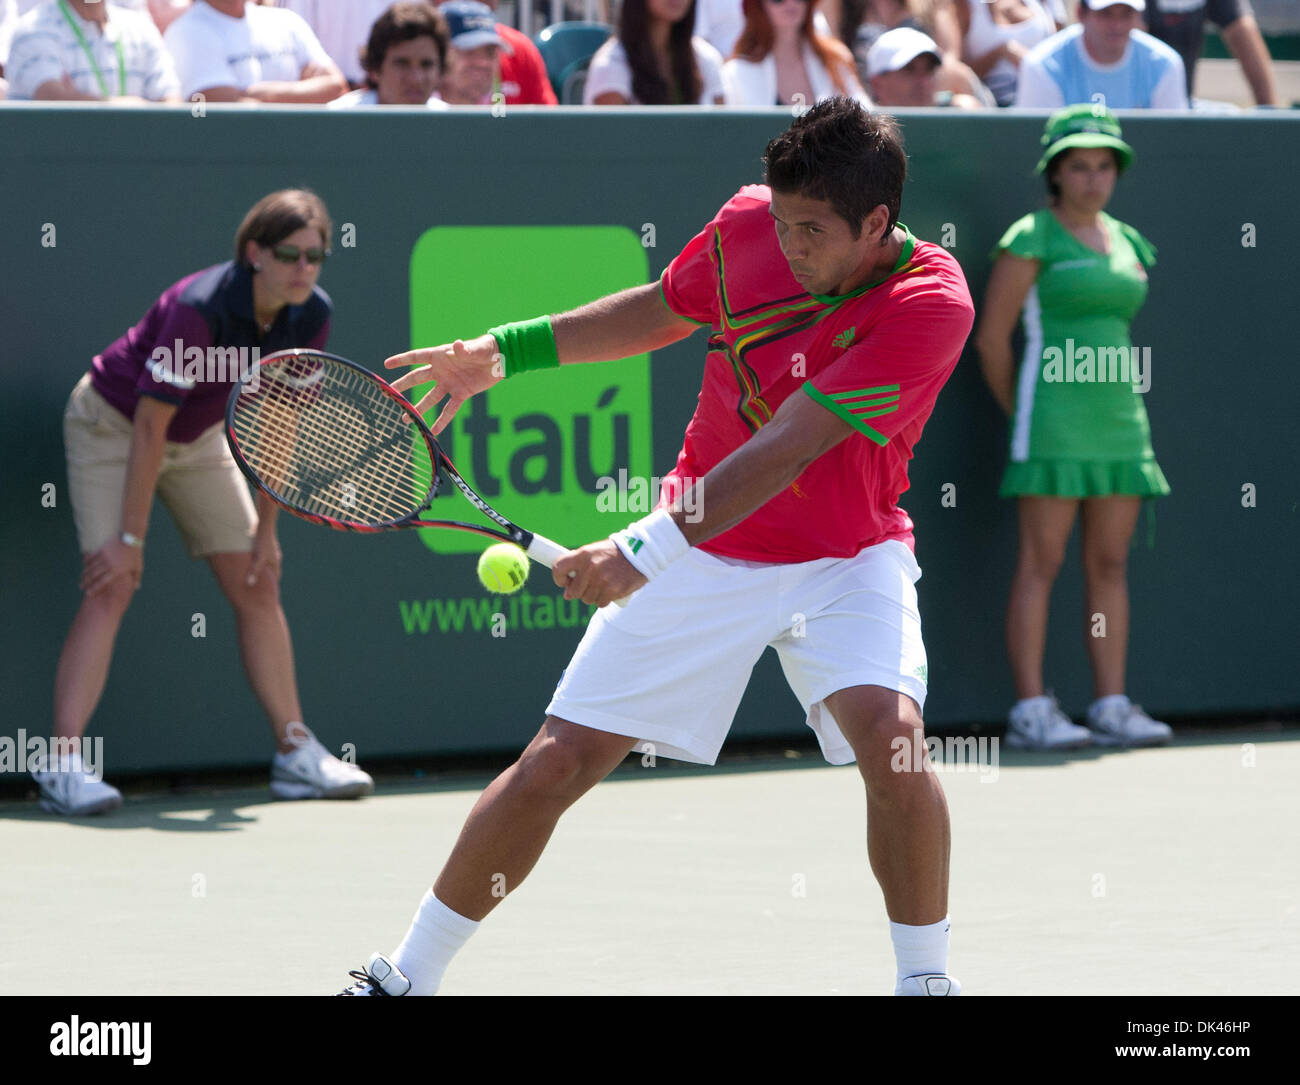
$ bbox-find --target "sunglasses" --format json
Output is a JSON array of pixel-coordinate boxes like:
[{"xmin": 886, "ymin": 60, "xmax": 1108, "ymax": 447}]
[{"xmin": 270, "ymin": 244, "xmax": 330, "ymax": 265}]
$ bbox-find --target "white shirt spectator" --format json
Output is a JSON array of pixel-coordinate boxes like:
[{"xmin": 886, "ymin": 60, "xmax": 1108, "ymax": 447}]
[
  {"xmin": 583, "ymin": 36, "xmax": 726, "ymax": 104},
  {"xmin": 723, "ymin": 44, "xmax": 870, "ymax": 107},
  {"xmin": 0, "ymin": 0, "xmax": 19, "ymax": 68},
  {"xmin": 6, "ymin": 0, "xmax": 179, "ymax": 99},
  {"xmin": 961, "ymin": 0, "xmax": 1059, "ymax": 106},
  {"xmin": 693, "ymin": 0, "xmax": 744, "ymax": 59},
  {"xmin": 327, "ymin": 86, "xmax": 448, "ymax": 108},
  {"xmin": 693, "ymin": 0, "xmax": 833, "ymax": 60},
  {"xmin": 1014, "ymin": 24, "xmax": 1189, "ymax": 109},
  {"xmin": 164, "ymin": 0, "xmax": 331, "ymax": 99},
  {"xmin": 274, "ymin": 0, "xmax": 389, "ymax": 86}
]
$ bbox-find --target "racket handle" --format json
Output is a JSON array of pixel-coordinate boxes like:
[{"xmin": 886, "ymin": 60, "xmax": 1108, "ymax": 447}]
[
  {"xmin": 522, "ymin": 533, "xmax": 567, "ymax": 568},
  {"xmin": 524, "ymin": 533, "xmax": 630, "ymax": 608}
]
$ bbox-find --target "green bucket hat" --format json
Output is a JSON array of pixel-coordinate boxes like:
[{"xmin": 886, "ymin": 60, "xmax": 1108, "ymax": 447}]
[{"xmin": 1035, "ymin": 103, "xmax": 1135, "ymax": 175}]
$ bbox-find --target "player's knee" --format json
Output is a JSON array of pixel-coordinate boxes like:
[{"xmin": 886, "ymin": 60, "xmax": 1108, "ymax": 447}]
[
  {"xmin": 513, "ymin": 735, "xmax": 594, "ymax": 801},
  {"xmin": 514, "ymin": 724, "xmax": 622, "ymax": 801},
  {"xmin": 854, "ymin": 709, "xmax": 929, "ymax": 798}
]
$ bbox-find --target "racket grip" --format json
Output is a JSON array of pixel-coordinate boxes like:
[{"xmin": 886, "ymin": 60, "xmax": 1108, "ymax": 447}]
[
  {"xmin": 524, "ymin": 533, "xmax": 630, "ymax": 608},
  {"xmin": 522, "ymin": 533, "xmax": 567, "ymax": 568}
]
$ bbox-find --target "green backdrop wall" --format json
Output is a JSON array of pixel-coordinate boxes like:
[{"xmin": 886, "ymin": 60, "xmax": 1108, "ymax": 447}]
[{"xmin": 1, "ymin": 106, "xmax": 1296, "ymax": 775}]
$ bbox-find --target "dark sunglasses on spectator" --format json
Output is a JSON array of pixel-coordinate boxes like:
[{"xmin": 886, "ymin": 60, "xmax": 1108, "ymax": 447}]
[{"xmin": 270, "ymin": 244, "xmax": 330, "ymax": 265}]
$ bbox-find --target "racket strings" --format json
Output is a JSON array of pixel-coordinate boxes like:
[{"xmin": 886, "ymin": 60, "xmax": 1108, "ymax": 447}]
[{"xmin": 231, "ymin": 355, "xmax": 436, "ymax": 525}]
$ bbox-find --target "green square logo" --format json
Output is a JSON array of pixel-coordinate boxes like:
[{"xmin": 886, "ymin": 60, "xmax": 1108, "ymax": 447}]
[{"xmin": 409, "ymin": 227, "xmax": 654, "ymax": 555}]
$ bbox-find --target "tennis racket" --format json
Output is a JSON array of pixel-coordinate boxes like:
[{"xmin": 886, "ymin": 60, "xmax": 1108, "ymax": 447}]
[{"xmin": 224, "ymin": 348, "xmax": 569, "ymax": 568}]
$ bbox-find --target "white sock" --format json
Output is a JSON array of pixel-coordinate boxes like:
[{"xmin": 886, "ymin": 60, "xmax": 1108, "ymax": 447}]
[
  {"xmin": 390, "ymin": 890, "xmax": 480, "ymax": 996},
  {"xmin": 1014, "ymin": 695, "xmax": 1051, "ymax": 712},
  {"xmin": 1090, "ymin": 694, "xmax": 1130, "ymax": 716},
  {"xmin": 891, "ymin": 916, "xmax": 950, "ymax": 992}
]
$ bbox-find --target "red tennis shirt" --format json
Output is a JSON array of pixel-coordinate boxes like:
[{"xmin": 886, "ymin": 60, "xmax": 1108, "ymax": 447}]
[{"xmin": 658, "ymin": 184, "xmax": 974, "ymax": 562}]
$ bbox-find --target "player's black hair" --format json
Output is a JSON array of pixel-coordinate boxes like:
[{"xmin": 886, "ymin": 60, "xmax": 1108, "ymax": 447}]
[
  {"xmin": 360, "ymin": 2, "xmax": 449, "ymax": 88},
  {"xmin": 763, "ymin": 98, "xmax": 907, "ymax": 241}
]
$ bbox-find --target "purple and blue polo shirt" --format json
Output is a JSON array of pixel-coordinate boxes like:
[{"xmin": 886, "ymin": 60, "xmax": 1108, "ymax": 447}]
[{"xmin": 90, "ymin": 260, "xmax": 331, "ymax": 443}]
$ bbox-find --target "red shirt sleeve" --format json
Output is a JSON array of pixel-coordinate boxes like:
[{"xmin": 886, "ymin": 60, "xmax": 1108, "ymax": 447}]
[{"xmin": 660, "ymin": 218, "xmax": 721, "ymax": 327}]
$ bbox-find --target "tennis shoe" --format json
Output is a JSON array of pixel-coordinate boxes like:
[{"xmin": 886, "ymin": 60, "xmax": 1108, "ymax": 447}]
[
  {"xmin": 1086, "ymin": 697, "xmax": 1172, "ymax": 747},
  {"xmin": 1005, "ymin": 695, "xmax": 1092, "ymax": 750},
  {"xmin": 31, "ymin": 750, "xmax": 122, "ymax": 816},
  {"xmin": 338, "ymin": 953, "xmax": 412, "ymax": 996},
  {"xmin": 270, "ymin": 724, "xmax": 373, "ymax": 800},
  {"xmin": 896, "ymin": 973, "xmax": 961, "ymax": 996}
]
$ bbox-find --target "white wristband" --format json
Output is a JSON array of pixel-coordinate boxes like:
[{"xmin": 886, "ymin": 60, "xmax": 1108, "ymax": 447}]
[{"xmin": 611, "ymin": 507, "xmax": 689, "ymax": 581}]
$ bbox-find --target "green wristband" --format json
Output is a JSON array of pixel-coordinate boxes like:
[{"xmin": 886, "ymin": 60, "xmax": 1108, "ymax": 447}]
[{"xmin": 488, "ymin": 316, "xmax": 560, "ymax": 378}]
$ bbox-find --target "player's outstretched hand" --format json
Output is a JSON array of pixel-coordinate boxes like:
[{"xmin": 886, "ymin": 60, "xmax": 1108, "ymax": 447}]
[
  {"xmin": 385, "ymin": 334, "xmax": 503, "ymax": 435},
  {"xmin": 554, "ymin": 540, "xmax": 647, "ymax": 607}
]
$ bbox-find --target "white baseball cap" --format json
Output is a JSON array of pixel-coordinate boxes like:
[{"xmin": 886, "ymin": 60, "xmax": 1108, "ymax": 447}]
[
  {"xmin": 866, "ymin": 27, "xmax": 942, "ymax": 78},
  {"xmin": 1081, "ymin": 0, "xmax": 1146, "ymax": 11}
]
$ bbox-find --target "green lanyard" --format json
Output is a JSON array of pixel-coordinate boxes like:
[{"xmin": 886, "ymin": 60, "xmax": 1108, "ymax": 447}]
[{"xmin": 58, "ymin": 0, "xmax": 126, "ymax": 99}]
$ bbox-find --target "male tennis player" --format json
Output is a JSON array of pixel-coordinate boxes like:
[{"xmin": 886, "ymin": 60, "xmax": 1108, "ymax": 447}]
[{"xmin": 341, "ymin": 98, "xmax": 974, "ymax": 996}]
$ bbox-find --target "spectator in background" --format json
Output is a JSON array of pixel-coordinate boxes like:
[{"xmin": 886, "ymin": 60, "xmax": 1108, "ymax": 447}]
[
  {"xmin": 6, "ymin": 0, "xmax": 180, "ymax": 100},
  {"xmin": 272, "ymin": 0, "xmax": 391, "ymax": 86},
  {"xmin": 481, "ymin": 0, "xmax": 557, "ymax": 105},
  {"xmin": 975, "ymin": 105, "xmax": 1172, "ymax": 751},
  {"xmin": 164, "ymin": 0, "xmax": 347, "ymax": 102},
  {"xmin": 723, "ymin": 0, "xmax": 868, "ymax": 107},
  {"xmin": 847, "ymin": 0, "xmax": 989, "ymax": 101},
  {"xmin": 950, "ymin": 0, "xmax": 1063, "ymax": 106},
  {"xmin": 866, "ymin": 25, "xmax": 981, "ymax": 105},
  {"xmin": 437, "ymin": 0, "xmax": 507, "ymax": 105},
  {"xmin": 38, "ymin": 189, "xmax": 375, "ymax": 816},
  {"xmin": 585, "ymin": 0, "xmax": 726, "ymax": 104},
  {"xmin": 695, "ymin": 0, "xmax": 746, "ymax": 56},
  {"xmin": 1145, "ymin": 0, "xmax": 1278, "ymax": 106},
  {"xmin": 1014, "ymin": 0, "xmax": 1188, "ymax": 108},
  {"xmin": 1, "ymin": 0, "xmax": 20, "ymax": 79},
  {"xmin": 328, "ymin": 1, "xmax": 449, "ymax": 107}
]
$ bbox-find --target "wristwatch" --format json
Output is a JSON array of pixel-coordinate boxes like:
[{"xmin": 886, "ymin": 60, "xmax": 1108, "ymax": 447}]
[{"xmin": 119, "ymin": 532, "xmax": 144, "ymax": 549}]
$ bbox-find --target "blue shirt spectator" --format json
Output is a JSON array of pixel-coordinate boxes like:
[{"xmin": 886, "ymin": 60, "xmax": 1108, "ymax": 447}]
[{"xmin": 1014, "ymin": 0, "xmax": 1188, "ymax": 109}]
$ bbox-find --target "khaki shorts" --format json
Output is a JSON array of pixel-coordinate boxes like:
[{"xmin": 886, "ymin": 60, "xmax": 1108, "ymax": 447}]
[{"xmin": 64, "ymin": 374, "xmax": 257, "ymax": 558}]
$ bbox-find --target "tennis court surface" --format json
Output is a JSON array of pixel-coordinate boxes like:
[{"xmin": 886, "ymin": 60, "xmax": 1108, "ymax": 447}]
[{"xmin": 1, "ymin": 724, "xmax": 1295, "ymax": 997}]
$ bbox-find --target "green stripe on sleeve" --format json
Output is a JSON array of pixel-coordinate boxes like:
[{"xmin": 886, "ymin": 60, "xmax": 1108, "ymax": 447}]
[
  {"xmin": 833, "ymin": 384, "xmax": 900, "ymax": 401},
  {"xmin": 802, "ymin": 382, "xmax": 889, "ymax": 446}
]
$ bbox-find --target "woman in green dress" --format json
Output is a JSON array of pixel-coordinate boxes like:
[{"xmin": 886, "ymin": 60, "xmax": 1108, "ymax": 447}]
[{"xmin": 975, "ymin": 104, "xmax": 1172, "ymax": 752}]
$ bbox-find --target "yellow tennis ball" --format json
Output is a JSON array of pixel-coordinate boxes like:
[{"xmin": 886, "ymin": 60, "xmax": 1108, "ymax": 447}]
[{"xmin": 477, "ymin": 542, "xmax": 530, "ymax": 594}]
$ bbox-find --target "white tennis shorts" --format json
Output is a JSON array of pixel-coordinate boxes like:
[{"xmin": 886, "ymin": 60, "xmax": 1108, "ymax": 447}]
[{"xmin": 546, "ymin": 539, "xmax": 928, "ymax": 766}]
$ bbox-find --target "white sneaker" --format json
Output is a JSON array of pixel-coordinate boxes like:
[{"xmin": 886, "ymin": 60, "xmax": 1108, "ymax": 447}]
[
  {"xmin": 338, "ymin": 953, "xmax": 412, "ymax": 996},
  {"xmin": 31, "ymin": 751, "xmax": 122, "ymax": 816},
  {"xmin": 896, "ymin": 973, "xmax": 961, "ymax": 996},
  {"xmin": 1087, "ymin": 697, "xmax": 1173, "ymax": 747},
  {"xmin": 1005, "ymin": 696, "xmax": 1092, "ymax": 751},
  {"xmin": 270, "ymin": 724, "xmax": 374, "ymax": 800}
]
